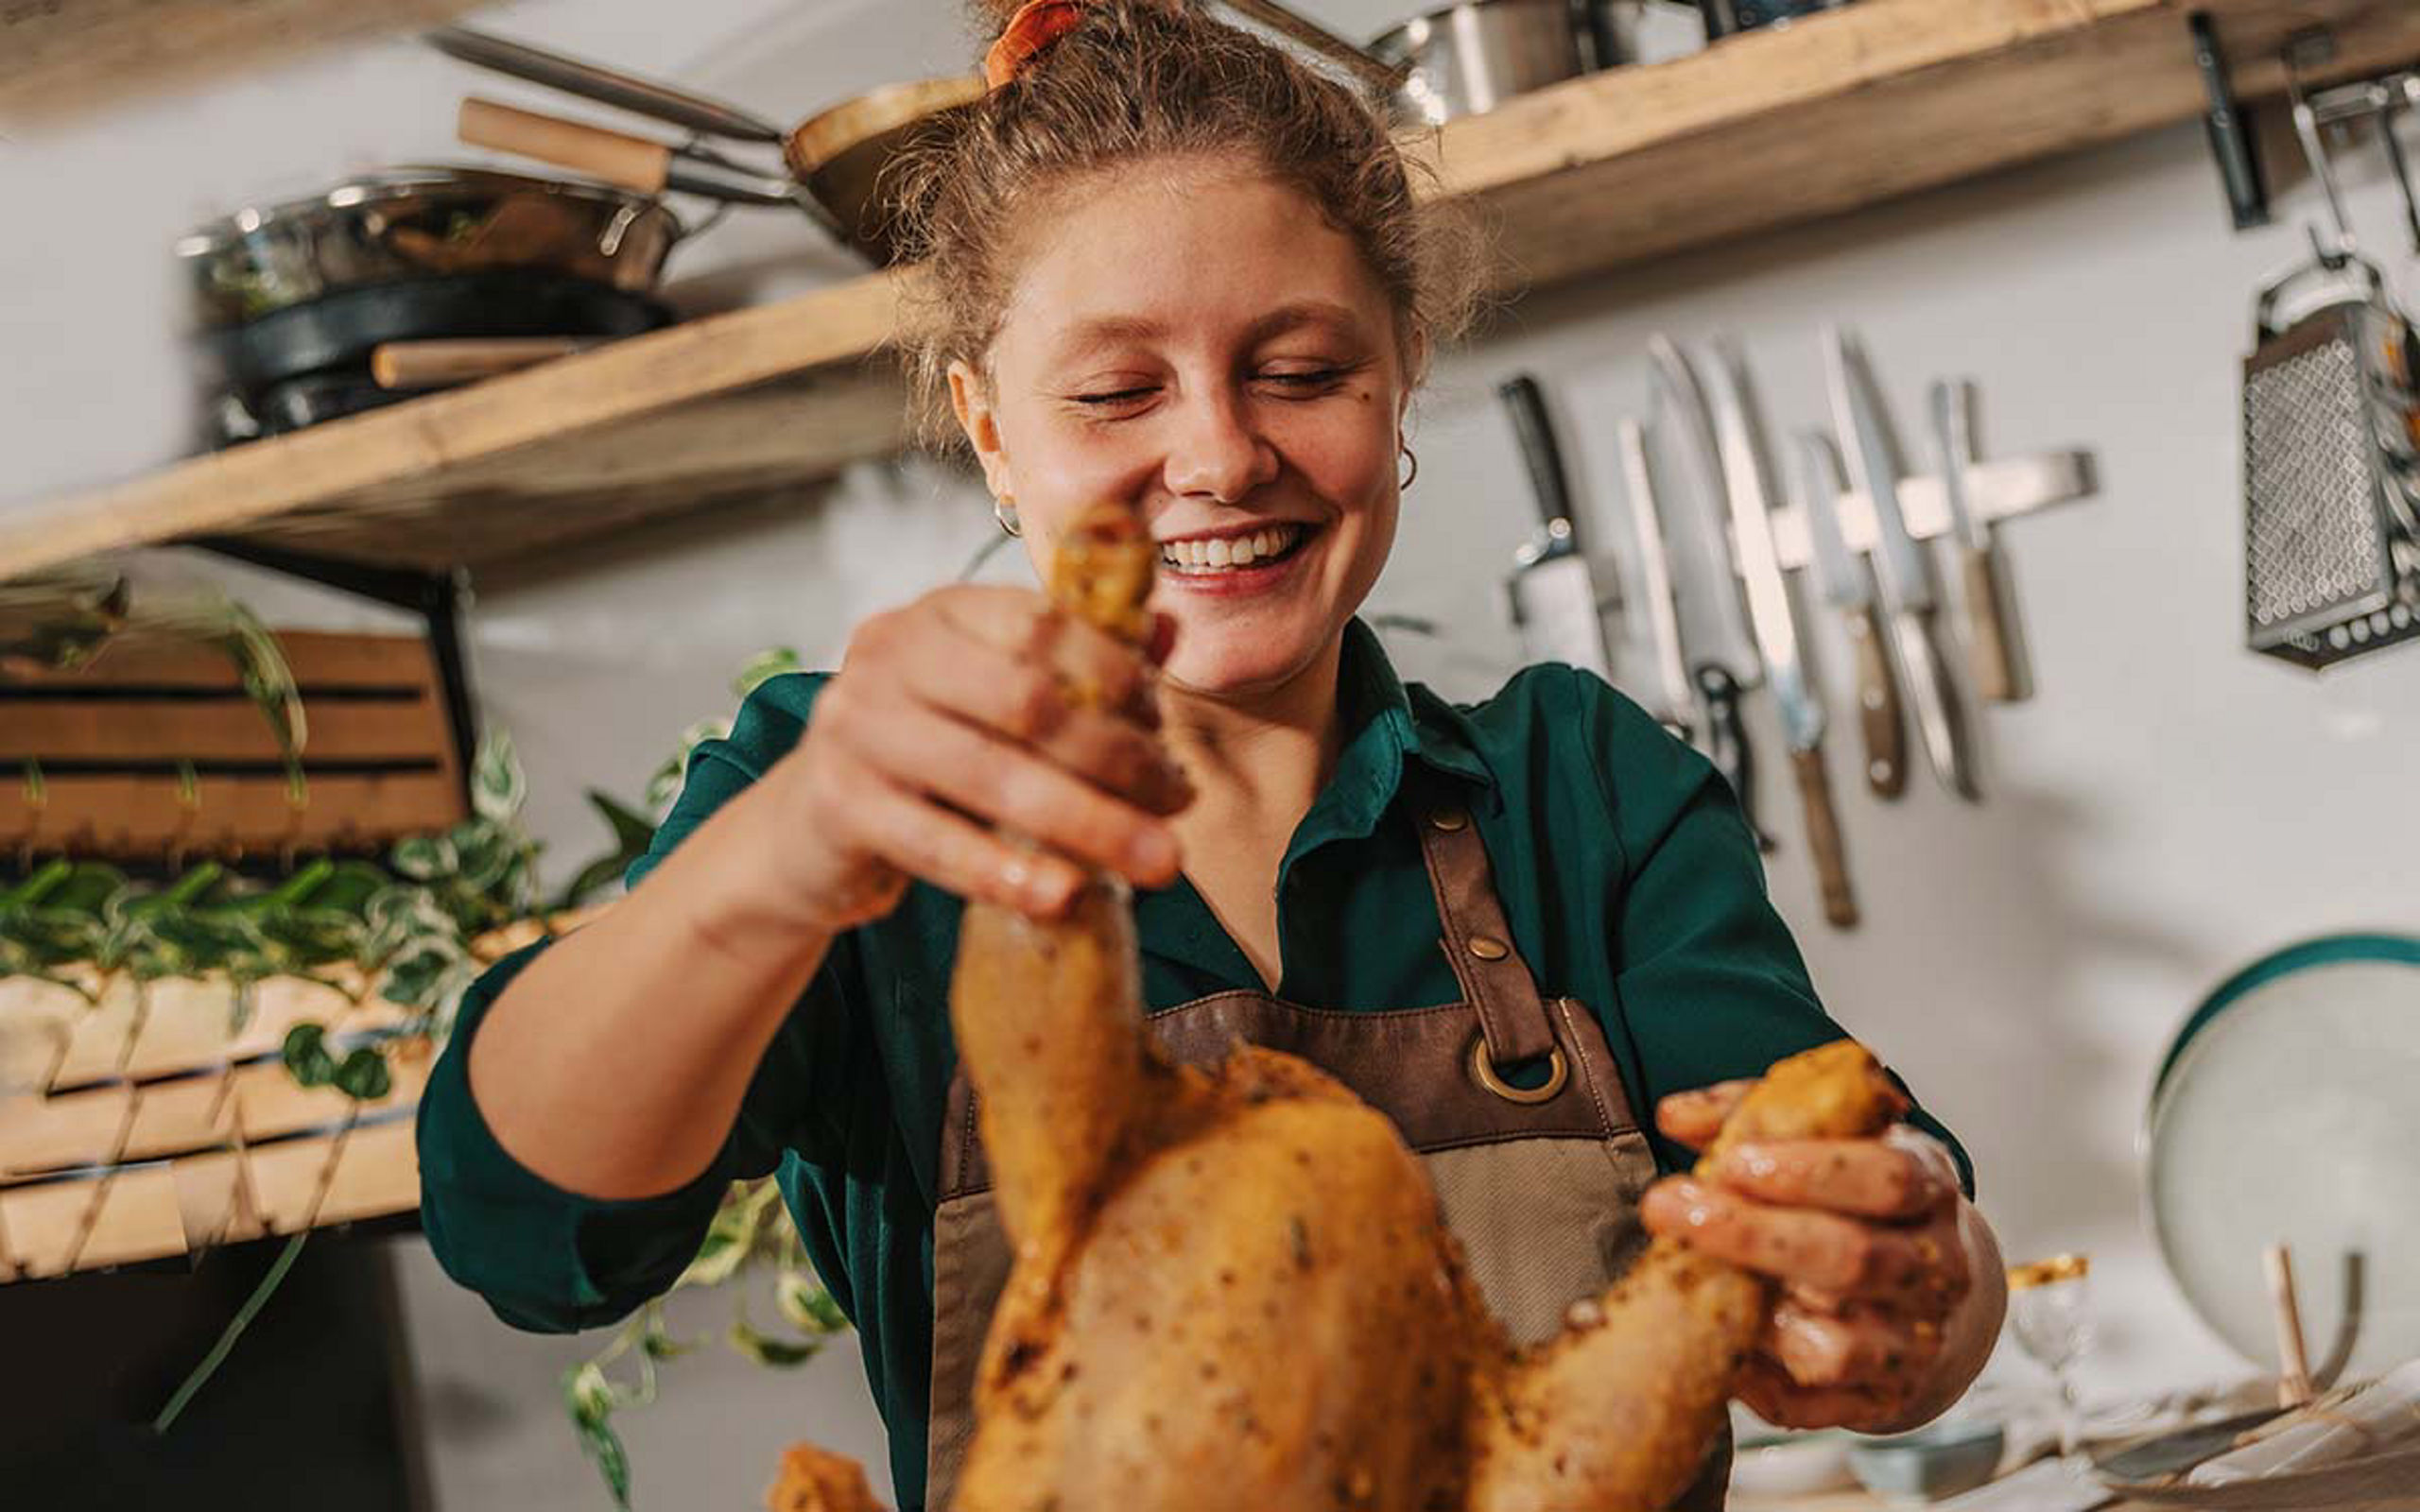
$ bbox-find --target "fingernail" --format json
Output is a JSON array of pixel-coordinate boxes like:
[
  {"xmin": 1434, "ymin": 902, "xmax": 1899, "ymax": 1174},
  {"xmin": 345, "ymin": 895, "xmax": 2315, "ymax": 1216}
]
[
  {"xmin": 1127, "ymin": 826, "xmax": 1177, "ymax": 881},
  {"xmin": 1023, "ymin": 861, "xmax": 1079, "ymax": 916}
]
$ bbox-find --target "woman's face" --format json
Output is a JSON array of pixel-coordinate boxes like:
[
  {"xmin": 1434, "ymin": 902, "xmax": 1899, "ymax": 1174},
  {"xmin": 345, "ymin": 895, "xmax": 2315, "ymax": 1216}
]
[{"xmin": 951, "ymin": 159, "xmax": 1414, "ymax": 699}]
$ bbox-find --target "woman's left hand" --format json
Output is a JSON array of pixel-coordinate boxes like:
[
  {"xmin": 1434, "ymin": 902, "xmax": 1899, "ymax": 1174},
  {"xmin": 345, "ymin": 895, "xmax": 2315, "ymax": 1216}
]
[{"xmin": 1639, "ymin": 1080, "xmax": 1980, "ymax": 1432}]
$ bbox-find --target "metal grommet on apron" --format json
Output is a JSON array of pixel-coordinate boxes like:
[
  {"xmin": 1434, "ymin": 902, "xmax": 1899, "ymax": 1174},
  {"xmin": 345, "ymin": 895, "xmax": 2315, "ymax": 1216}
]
[{"xmin": 923, "ymin": 777, "xmax": 1730, "ymax": 1512}]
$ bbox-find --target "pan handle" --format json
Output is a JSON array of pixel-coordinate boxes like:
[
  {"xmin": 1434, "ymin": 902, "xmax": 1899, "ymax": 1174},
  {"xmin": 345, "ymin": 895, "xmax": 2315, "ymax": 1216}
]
[
  {"xmin": 460, "ymin": 97, "xmax": 669, "ymax": 195},
  {"xmin": 372, "ymin": 338, "xmax": 595, "ymax": 389},
  {"xmin": 429, "ymin": 25, "xmax": 786, "ymax": 144}
]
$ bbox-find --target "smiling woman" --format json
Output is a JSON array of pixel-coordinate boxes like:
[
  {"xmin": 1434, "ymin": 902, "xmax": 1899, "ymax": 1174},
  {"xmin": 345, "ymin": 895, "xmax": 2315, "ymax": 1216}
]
[{"xmin": 415, "ymin": 4, "xmax": 2004, "ymax": 1508}]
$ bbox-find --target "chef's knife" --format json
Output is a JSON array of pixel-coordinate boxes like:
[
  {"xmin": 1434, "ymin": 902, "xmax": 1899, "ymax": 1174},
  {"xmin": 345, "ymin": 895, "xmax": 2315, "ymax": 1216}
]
[
  {"xmin": 1930, "ymin": 378, "xmax": 2026, "ymax": 703},
  {"xmin": 1647, "ymin": 336, "xmax": 1767, "ymax": 845},
  {"xmin": 1499, "ymin": 376, "xmax": 1617, "ymax": 679},
  {"xmin": 1796, "ymin": 431, "xmax": 1907, "ymax": 799},
  {"xmin": 1705, "ymin": 343, "xmax": 1856, "ymax": 928},
  {"xmin": 1825, "ymin": 329, "xmax": 1976, "ymax": 801},
  {"xmin": 1616, "ymin": 419, "xmax": 1694, "ymax": 739}
]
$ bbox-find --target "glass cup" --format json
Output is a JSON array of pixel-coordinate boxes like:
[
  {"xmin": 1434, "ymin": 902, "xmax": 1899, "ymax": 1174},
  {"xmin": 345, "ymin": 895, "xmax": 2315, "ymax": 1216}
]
[{"xmin": 2007, "ymin": 1254, "xmax": 2096, "ymax": 1464}]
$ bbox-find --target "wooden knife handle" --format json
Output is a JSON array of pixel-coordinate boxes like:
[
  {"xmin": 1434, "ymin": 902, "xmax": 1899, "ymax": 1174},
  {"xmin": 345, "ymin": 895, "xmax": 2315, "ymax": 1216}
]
[
  {"xmin": 371, "ymin": 337, "xmax": 590, "ymax": 389},
  {"xmin": 1844, "ymin": 605, "xmax": 1906, "ymax": 799},
  {"xmin": 1961, "ymin": 544, "xmax": 2024, "ymax": 704},
  {"xmin": 458, "ymin": 96, "xmax": 670, "ymax": 196},
  {"xmin": 1790, "ymin": 746, "xmax": 1858, "ymax": 930}
]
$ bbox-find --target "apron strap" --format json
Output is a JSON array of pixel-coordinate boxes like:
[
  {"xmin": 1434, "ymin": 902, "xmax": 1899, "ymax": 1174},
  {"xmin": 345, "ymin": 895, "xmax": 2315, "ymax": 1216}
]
[{"xmin": 1409, "ymin": 777, "xmax": 1559, "ymax": 1067}]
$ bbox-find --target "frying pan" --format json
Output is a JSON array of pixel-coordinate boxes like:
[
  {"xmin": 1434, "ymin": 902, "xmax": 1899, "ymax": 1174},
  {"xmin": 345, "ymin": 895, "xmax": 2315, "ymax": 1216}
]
[
  {"xmin": 432, "ymin": 25, "xmax": 981, "ymax": 265},
  {"xmin": 432, "ymin": 5, "xmax": 1399, "ymax": 266},
  {"xmin": 176, "ymin": 166, "xmax": 681, "ymax": 328}
]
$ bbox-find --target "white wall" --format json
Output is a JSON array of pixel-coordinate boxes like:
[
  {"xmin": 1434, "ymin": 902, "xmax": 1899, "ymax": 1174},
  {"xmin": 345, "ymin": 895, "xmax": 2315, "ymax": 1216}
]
[{"xmin": 11, "ymin": 3, "xmax": 2420, "ymax": 1508}]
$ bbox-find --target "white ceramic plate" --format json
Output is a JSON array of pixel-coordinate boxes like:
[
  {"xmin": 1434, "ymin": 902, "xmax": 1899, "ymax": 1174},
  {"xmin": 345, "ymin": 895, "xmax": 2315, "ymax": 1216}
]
[{"xmin": 2148, "ymin": 936, "xmax": 2420, "ymax": 1379}]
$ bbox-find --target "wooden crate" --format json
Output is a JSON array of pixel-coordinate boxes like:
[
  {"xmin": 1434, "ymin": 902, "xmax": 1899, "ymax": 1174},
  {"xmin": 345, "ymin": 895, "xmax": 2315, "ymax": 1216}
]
[
  {"xmin": 0, "ymin": 971, "xmax": 426, "ymax": 1280},
  {"xmin": 0, "ymin": 629, "xmax": 466, "ymax": 859},
  {"xmin": 0, "ymin": 909, "xmax": 596, "ymax": 1281},
  {"xmin": 0, "ymin": 1118, "xmax": 423, "ymax": 1281}
]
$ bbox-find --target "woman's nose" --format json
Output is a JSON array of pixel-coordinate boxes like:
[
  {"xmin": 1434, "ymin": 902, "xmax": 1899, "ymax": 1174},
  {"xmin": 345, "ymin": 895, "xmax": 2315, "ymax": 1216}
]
[{"xmin": 1162, "ymin": 390, "xmax": 1277, "ymax": 502}]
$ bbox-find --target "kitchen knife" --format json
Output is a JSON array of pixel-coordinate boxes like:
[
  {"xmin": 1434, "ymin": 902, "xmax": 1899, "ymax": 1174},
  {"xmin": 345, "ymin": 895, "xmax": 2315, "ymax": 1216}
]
[
  {"xmin": 1616, "ymin": 418, "xmax": 1695, "ymax": 738},
  {"xmin": 1647, "ymin": 336, "xmax": 1768, "ymax": 845},
  {"xmin": 1796, "ymin": 431, "xmax": 1907, "ymax": 799},
  {"xmin": 1825, "ymin": 328, "xmax": 1976, "ymax": 801},
  {"xmin": 1930, "ymin": 378, "xmax": 2026, "ymax": 703},
  {"xmin": 1705, "ymin": 343, "xmax": 1856, "ymax": 928},
  {"xmin": 1499, "ymin": 376, "xmax": 1617, "ymax": 679}
]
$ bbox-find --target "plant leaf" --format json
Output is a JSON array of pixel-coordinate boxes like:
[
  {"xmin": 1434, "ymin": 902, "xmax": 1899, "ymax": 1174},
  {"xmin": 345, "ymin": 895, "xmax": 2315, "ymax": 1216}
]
[
  {"xmin": 727, "ymin": 1318, "xmax": 822, "ymax": 1368},
  {"xmin": 389, "ymin": 834, "xmax": 455, "ymax": 882},
  {"xmin": 731, "ymin": 646, "xmax": 804, "ymax": 697},
  {"xmin": 333, "ymin": 1045, "xmax": 392, "ymax": 1101},
  {"xmin": 282, "ymin": 1022, "xmax": 335, "ymax": 1088},
  {"xmin": 677, "ymin": 1225, "xmax": 750, "ymax": 1289},
  {"xmin": 472, "ymin": 731, "xmax": 528, "ymax": 824},
  {"xmin": 774, "ymin": 1271, "xmax": 849, "ymax": 1335}
]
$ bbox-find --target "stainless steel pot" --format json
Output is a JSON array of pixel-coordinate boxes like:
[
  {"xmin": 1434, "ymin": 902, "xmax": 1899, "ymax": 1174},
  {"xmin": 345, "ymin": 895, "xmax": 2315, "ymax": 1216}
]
[
  {"xmin": 1370, "ymin": 0, "xmax": 1584, "ymax": 127},
  {"xmin": 1369, "ymin": 0, "xmax": 1678, "ymax": 127},
  {"xmin": 175, "ymin": 166, "xmax": 683, "ymax": 329}
]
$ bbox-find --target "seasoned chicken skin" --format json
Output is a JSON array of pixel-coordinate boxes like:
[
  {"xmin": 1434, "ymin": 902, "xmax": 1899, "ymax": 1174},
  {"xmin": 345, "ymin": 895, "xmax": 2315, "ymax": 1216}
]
[{"xmin": 782, "ymin": 505, "xmax": 1908, "ymax": 1512}]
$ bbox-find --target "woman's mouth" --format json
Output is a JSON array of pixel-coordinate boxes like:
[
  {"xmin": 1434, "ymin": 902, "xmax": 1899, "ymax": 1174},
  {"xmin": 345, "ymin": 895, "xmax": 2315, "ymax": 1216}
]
[{"xmin": 1157, "ymin": 523, "xmax": 1314, "ymax": 576}]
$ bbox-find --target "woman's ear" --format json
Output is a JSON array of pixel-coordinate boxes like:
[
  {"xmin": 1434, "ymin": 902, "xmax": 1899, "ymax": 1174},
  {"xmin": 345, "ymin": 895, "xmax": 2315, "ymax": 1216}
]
[{"xmin": 949, "ymin": 359, "xmax": 1013, "ymax": 499}]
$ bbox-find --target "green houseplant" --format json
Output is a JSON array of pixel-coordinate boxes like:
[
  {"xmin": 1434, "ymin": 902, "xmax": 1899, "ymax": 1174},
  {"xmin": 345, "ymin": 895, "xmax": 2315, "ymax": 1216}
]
[{"xmin": 1, "ymin": 593, "xmax": 843, "ymax": 1506}]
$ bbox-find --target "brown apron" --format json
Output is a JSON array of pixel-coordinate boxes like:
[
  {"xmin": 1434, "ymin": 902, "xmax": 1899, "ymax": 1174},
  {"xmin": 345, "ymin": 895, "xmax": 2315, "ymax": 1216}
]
[{"xmin": 923, "ymin": 783, "xmax": 1732, "ymax": 1511}]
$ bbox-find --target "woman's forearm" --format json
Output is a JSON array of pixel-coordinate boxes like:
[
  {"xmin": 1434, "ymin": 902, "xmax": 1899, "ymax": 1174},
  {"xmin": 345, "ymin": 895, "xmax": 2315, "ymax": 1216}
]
[{"xmin": 467, "ymin": 778, "xmax": 837, "ymax": 1201}]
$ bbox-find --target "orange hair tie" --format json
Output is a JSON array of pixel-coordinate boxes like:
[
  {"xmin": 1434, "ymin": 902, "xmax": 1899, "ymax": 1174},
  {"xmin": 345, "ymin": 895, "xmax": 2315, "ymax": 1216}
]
[{"xmin": 984, "ymin": 0, "xmax": 1088, "ymax": 90}]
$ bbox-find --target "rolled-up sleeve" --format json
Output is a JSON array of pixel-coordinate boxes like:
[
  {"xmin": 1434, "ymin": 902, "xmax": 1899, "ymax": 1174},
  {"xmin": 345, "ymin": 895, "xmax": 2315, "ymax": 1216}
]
[
  {"xmin": 1581, "ymin": 675, "xmax": 1974, "ymax": 1193},
  {"xmin": 415, "ymin": 672, "xmax": 854, "ymax": 1332}
]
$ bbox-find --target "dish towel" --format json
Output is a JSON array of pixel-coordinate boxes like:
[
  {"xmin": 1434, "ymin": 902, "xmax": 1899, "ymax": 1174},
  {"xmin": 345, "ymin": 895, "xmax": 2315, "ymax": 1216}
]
[{"xmin": 2187, "ymin": 1358, "xmax": 2420, "ymax": 1485}]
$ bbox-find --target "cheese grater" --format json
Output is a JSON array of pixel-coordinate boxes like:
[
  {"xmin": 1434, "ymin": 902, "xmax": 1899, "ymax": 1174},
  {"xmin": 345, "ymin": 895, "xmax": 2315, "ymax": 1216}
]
[{"xmin": 2241, "ymin": 253, "xmax": 2420, "ymax": 669}]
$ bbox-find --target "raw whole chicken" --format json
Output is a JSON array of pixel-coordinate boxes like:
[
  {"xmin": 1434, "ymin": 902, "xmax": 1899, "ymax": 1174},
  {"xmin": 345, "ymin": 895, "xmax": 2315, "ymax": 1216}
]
[{"xmin": 774, "ymin": 505, "xmax": 1906, "ymax": 1512}]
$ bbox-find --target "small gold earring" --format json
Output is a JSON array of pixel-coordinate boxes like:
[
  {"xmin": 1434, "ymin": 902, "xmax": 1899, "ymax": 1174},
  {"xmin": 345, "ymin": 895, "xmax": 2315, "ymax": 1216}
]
[{"xmin": 994, "ymin": 497, "xmax": 1022, "ymax": 538}]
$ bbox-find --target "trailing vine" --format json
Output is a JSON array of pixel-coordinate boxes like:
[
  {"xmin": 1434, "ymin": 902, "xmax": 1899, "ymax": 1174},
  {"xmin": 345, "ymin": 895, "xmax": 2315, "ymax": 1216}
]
[{"xmin": 1, "ymin": 617, "xmax": 841, "ymax": 1509}]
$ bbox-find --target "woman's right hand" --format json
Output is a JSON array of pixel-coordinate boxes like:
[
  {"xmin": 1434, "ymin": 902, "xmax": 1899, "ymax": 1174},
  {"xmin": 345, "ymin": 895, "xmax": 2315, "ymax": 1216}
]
[{"xmin": 748, "ymin": 584, "xmax": 1192, "ymax": 930}]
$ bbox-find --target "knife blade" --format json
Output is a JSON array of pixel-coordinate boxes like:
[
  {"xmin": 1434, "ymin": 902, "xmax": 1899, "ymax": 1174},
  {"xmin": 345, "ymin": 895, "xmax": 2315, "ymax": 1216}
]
[
  {"xmin": 1499, "ymin": 376, "xmax": 1616, "ymax": 679},
  {"xmin": 1705, "ymin": 342, "xmax": 1856, "ymax": 928},
  {"xmin": 1930, "ymin": 378, "xmax": 2027, "ymax": 703},
  {"xmin": 1797, "ymin": 431, "xmax": 1907, "ymax": 799},
  {"xmin": 1648, "ymin": 336, "xmax": 1767, "ymax": 844},
  {"xmin": 1646, "ymin": 336, "xmax": 1761, "ymax": 676},
  {"xmin": 1616, "ymin": 419, "xmax": 1695, "ymax": 738},
  {"xmin": 1825, "ymin": 328, "xmax": 1975, "ymax": 801}
]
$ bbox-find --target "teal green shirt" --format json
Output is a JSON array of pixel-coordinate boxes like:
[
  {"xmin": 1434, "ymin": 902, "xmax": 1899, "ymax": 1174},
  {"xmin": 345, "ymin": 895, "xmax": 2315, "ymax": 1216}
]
[{"xmin": 417, "ymin": 620, "xmax": 1968, "ymax": 1509}]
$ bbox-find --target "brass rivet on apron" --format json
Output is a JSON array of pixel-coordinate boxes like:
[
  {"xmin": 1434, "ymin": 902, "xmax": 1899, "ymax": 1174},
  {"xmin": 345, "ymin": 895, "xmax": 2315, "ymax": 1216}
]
[
  {"xmin": 1467, "ymin": 934, "xmax": 1510, "ymax": 961},
  {"xmin": 1467, "ymin": 1035, "xmax": 1568, "ymax": 1105},
  {"xmin": 1428, "ymin": 810, "xmax": 1468, "ymax": 833}
]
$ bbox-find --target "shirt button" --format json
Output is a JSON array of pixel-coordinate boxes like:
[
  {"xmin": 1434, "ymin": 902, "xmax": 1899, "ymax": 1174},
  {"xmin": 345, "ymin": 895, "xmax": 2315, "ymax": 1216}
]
[
  {"xmin": 1427, "ymin": 810, "xmax": 1468, "ymax": 833},
  {"xmin": 1467, "ymin": 935, "xmax": 1510, "ymax": 961}
]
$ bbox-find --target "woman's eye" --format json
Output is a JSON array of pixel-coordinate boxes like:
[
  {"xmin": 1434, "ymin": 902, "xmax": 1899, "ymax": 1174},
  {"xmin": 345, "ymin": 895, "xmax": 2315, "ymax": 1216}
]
[
  {"xmin": 1261, "ymin": 368, "xmax": 1348, "ymax": 392},
  {"xmin": 1072, "ymin": 387, "xmax": 1156, "ymax": 407}
]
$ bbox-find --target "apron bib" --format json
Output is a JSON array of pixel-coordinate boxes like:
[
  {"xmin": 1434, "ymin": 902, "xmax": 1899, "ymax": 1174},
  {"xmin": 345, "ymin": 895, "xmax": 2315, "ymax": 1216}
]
[{"xmin": 924, "ymin": 783, "xmax": 1731, "ymax": 1510}]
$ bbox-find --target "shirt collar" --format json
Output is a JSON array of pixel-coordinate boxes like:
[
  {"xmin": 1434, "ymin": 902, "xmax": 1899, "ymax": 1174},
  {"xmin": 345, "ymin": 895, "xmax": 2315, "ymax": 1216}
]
[{"xmin": 1303, "ymin": 619, "xmax": 1495, "ymax": 852}]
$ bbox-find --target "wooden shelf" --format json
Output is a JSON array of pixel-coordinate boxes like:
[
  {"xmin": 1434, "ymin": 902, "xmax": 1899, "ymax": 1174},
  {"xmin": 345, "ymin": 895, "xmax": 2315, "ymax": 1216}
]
[
  {"xmin": 5, "ymin": 0, "xmax": 2415, "ymax": 578},
  {"xmin": 0, "ymin": 0, "xmax": 489, "ymax": 127}
]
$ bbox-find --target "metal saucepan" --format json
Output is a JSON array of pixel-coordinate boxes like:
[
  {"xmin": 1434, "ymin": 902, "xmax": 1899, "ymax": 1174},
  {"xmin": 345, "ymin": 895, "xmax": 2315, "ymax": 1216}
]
[
  {"xmin": 176, "ymin": 166, "xmax": 683, "ymax": 329},
  {"xmin": 1368, "ymin": 0, "xmax": 1678, "ymax": 127}
]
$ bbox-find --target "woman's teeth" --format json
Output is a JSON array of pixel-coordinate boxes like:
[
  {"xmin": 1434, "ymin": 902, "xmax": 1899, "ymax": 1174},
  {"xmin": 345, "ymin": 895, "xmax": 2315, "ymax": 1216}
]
[{"xmin": 1159, "ymin": 524, "xmax": 1301, "ymax": 571}]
